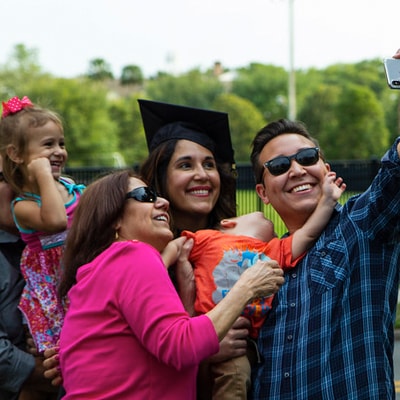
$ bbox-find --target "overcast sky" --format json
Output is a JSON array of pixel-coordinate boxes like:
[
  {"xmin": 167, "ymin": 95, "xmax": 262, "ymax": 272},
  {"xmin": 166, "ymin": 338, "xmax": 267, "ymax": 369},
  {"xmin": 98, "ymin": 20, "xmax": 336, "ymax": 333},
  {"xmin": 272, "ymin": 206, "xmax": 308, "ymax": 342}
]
[{"xmin": 1, "ymin": 0, "xmax": 398, "ymax": 78}]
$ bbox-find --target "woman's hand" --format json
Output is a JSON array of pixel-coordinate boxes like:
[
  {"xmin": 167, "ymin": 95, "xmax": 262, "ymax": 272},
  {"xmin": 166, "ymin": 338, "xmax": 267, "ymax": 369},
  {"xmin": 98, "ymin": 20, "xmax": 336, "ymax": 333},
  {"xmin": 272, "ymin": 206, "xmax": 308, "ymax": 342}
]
[
  {"xmin": 43, "ymin": 346, "xmax": 63, "ymax": 387},
  {"xmin": 207, "ymin": 259, "xmax": 284, "ymax": 341},
  {"xmin": 237, "ymin": 259, "xmax": 284, "ymax": 300}
]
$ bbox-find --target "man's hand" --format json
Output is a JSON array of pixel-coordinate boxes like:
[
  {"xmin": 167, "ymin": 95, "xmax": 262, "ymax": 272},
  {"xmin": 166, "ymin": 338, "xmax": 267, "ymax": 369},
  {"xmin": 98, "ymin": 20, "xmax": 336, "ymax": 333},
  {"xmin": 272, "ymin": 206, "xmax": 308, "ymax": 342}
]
[
  {"xmin": 208, "ymin": 316, "xmax": 251, "ymax": 363},
  {"xmin": 22, "ymin": 355, "xmax": 59, "ymax": 393},
  {"xmin": 43, "ymin": 347, "xmax": 63, "ymax": 387}
]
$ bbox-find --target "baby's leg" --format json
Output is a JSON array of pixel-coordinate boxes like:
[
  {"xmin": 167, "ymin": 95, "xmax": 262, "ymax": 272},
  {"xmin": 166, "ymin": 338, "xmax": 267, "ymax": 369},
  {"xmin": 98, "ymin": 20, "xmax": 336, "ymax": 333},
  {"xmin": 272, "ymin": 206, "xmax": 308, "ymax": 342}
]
[{"xmin": 211, "ymin": 354, "xmax": 251, "ymax": 400}]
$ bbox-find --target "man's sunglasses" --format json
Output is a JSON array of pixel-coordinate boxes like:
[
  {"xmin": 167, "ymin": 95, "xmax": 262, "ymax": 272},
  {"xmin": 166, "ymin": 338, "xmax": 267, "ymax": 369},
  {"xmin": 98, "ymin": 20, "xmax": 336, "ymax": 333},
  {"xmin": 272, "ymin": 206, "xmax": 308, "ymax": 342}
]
[
  {"xmin": 126, "ymin": 186, "xmax": 158, "ymax": 203},
  {"xmin": 263, "ymin": 147, "xmax": 320, "ymax": 176}
]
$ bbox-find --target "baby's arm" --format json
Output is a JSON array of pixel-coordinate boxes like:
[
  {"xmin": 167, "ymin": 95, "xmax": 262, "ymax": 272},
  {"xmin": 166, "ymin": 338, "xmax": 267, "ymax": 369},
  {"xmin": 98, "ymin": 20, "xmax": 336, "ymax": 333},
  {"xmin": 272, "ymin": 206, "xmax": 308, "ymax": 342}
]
[
  {"xmin": 174, "ymin": 238, "xmax": 196, "ymax": 316},
  {"xmin": 161, "ymin": 237, "xmax": 196, "ymax": 315},
  {"xmin": 161, "ymin": 236, "xmax": 188, "ymax": 269},
  {"xmin": 14, "ymin": 158, "xmax": 67, "ymax": 232},
  {"xmin": 291, "ymin": 171, "xmax": 346, "ymax": 259}
]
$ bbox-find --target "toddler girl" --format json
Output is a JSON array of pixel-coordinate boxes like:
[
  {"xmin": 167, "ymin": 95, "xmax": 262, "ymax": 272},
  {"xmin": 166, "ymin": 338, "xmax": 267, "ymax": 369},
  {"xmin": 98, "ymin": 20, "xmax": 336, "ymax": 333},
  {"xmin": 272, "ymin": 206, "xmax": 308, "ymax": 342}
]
[{"xmin": 0, "ymin": 96, "xmax": 85, "ymax": 353}]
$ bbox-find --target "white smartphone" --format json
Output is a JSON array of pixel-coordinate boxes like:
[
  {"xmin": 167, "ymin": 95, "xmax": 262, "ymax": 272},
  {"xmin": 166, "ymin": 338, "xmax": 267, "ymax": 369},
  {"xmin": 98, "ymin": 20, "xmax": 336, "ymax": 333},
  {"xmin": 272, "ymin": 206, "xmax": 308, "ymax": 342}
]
[{"xmin": 383, "ymin": 58, "xmax": 400, "ymax": 89}]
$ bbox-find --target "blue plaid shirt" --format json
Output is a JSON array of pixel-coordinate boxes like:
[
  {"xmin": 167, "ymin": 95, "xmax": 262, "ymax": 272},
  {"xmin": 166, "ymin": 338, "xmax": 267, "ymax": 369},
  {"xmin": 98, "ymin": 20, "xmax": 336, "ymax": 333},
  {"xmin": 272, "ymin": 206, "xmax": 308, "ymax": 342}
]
[{"xmin": 251, "ymin": 138, "xmax": 400, "ymax": 400}]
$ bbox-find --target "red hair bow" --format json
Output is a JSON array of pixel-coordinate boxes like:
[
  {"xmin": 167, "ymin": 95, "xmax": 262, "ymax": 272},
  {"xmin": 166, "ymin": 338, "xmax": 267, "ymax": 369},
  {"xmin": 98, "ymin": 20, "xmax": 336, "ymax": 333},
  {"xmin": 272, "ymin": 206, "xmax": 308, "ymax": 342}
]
[{"xmin": 1, "ymin": 96, "xmax": 33, "ymax": 118}]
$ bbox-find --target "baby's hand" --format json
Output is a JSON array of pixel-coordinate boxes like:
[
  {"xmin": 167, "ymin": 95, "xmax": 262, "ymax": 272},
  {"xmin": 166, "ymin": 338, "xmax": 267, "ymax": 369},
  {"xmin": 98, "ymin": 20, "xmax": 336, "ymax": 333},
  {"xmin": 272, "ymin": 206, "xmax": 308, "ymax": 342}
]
[
  {"xmin": 177, "ymin": 237, "xmax": 194, "ymax": 265},
  {"xmin": 322, "ymin": 171, "xmax": 346, "ymax": 202},
  {"xmin": 161, "ymin": 236, "xmax": 192, "ymax": 269},
  {"xmin": 175, "ymin": 237, "xmax": 195, "ymax": 315}
]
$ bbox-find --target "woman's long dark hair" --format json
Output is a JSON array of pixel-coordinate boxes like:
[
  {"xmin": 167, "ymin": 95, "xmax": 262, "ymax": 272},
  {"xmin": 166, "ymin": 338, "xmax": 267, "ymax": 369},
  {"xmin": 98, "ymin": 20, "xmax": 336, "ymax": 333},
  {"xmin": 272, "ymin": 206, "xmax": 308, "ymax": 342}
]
[
  {"xmin": 140, "ymin": 139, "xmax": 236, "ymax": 236},
  {"xmin": 59, "ymin": 169, "xmax": 135, "ymax": 299}
]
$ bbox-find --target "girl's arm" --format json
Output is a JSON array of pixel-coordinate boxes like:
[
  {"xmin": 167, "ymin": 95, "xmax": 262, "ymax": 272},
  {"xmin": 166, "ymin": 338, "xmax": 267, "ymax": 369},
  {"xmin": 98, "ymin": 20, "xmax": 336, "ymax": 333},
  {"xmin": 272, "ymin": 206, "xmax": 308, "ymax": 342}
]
[
  {"xmin": 291, "ymin": 171, "xmax": 346, "ymax": 259},
  {"xmin": 14, "ymin": 158, "xmax": 67, "ymax": 232}
]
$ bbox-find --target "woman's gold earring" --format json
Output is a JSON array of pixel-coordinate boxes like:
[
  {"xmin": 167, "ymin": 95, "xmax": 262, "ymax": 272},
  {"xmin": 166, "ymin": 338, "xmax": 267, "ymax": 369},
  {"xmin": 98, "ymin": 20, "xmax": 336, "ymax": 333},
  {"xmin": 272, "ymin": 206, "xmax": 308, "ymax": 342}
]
[{"xmin": 115, "ymin": 231, "xmax": 119, "ymax": 240}]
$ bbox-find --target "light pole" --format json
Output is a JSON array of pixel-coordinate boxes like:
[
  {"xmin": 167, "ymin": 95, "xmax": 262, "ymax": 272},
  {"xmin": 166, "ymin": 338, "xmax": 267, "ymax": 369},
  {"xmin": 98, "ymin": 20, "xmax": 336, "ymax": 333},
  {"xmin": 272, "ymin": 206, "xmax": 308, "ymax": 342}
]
[{"xmin": 288, "ymin": 0, "xmax": 296, "ymax": 120}]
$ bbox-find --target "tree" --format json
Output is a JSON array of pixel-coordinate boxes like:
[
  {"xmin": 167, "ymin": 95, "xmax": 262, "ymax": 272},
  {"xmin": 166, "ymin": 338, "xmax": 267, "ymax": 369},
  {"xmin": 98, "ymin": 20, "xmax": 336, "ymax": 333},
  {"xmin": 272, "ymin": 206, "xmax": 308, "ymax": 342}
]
[
  {"xmin": 297, "ymin": 83, "xmax": 341, "ymax": 154},
  {"xmin": 0, "ymin": 44, "xmax": 45, "ymax": 98},
  {"xmin": 213, "ymin": 93, "xmax": 266, "ymax": 162},
  {"xmin": 3, "ymin": 43, "xmax": 42, "ymax": 75},
  {"xmin": 146, "ymin": 68, "xmax": 225, "ymax": 109},
  {"xmin": 231, "ymin": 64, "xmax": 288, "ymax": 121},
  {"xmin": 87, "ymin": 58, "xmax": 114, "ymax": 81},
  {"xmin": 108, "ymin": 94, "xmax": 149, "ymax": 166},
  {"xmin": 385, "ymin": 95, "xmax": 400, "ymax": 143},
  {"xmin": 324, "ymin": 83, "xmax": 389, "ymax": 159},
  {"xmin": 297, "ymin": 60, "xmax": 393, "ymax": 160},
  {"xmin": 1, "ymin": 43, "xmax": 397, "ymax": 166},
  {"xmin": 24, "ymin": 76, "xmax": 119, "ymax": 166},
  {"xmin": 299, "ymin": 81, "xmax": 389, "ymax": 160},
  {"xmin": 120, "ymin": 65, "xmax": 144, "ymax": 86}
]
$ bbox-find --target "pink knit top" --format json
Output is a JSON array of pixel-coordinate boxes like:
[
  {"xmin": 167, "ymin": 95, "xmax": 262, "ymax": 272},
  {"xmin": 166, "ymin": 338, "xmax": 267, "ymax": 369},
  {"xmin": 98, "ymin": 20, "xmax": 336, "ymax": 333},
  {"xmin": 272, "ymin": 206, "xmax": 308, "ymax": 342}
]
[{"xmin": 60, "ymin": 240, "xmax": 219, "ymax": 399}]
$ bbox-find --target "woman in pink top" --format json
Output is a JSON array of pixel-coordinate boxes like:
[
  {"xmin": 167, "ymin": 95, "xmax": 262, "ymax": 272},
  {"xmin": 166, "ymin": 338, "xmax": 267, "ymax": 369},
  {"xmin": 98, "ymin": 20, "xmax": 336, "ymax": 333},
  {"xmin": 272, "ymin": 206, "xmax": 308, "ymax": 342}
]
[{"xmin": 57, "ymin": 170, "xmax": 284, "ymax": 399}]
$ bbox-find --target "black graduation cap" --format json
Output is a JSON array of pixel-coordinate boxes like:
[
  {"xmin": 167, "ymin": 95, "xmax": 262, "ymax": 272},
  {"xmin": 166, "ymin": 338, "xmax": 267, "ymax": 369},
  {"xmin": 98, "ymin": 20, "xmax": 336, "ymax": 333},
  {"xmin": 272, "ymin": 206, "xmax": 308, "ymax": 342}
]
[{"xmin": 138, "ymin": 99, "xmax": 235, "ymax": 168}]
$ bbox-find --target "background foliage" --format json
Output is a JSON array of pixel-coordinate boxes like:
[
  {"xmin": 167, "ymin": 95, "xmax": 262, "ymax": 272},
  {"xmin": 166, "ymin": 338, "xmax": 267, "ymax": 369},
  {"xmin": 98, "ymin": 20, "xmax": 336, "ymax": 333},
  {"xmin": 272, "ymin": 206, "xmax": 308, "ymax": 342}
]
[{"xmin": 0, "ymin": 44, "xmax": 399, "ymax": 167}]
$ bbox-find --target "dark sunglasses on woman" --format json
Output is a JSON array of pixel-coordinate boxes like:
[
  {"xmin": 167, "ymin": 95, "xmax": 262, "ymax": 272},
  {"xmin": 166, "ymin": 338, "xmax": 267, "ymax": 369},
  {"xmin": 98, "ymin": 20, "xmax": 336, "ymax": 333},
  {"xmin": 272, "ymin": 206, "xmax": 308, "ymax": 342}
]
[{"xmin": 126, "ymin": 186, "xmax": 158, "ymax": 203}]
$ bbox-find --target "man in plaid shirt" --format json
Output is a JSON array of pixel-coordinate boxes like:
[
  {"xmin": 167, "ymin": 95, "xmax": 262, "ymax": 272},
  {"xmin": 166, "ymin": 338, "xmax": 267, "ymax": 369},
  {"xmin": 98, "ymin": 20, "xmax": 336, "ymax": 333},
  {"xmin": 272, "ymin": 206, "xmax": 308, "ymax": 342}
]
[{"xmin": 250, "ymin": 105, "xmax": 400, "ymax": 399}]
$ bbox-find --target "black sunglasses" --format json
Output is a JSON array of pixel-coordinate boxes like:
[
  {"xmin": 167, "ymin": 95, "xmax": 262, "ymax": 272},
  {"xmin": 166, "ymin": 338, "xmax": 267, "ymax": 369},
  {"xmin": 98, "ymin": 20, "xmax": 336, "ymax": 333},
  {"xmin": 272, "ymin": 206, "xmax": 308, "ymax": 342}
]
[
  {"xmin": 126, "ymin": 186, "xmax": 158, "ymax": 203},
  {"xmin": 263, "ymin": 147, "xmax": 320, "ymax": 176}
]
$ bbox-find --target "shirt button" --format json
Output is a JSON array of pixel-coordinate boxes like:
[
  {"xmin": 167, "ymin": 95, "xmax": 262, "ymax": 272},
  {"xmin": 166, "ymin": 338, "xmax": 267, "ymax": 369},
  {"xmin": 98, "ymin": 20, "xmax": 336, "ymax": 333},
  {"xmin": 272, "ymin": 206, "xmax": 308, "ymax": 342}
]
[
  {"xmin": 287, "ymin": 335, "xmax": 293, "ymax": 341},
  {"xmin": 284, "ymin": 372, "xmax": 290, "ymax": 378},
  {"xmin": 291, "ymin": 273, "xmax": 297, "ymax": 278},
  {"xmin": 290, "ymin": 303, "xmax": 296, "ymax": 308}
]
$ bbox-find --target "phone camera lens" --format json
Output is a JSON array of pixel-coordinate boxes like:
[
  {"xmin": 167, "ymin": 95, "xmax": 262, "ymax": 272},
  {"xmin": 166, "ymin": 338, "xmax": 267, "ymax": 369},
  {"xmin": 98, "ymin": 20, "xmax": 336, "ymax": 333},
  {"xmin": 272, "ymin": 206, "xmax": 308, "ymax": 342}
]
[{"xmin": 392, "ymin": 80, "xmax": 400, "ymax": 85}]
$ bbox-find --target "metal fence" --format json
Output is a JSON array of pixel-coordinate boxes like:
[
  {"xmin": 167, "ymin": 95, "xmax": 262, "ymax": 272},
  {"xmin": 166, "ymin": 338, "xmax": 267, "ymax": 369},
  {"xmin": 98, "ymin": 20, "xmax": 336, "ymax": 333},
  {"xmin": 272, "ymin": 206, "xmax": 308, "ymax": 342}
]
[
  {"xmin": 66, "ymin": 159, "xmax": 380, "ymax": 191},
  {"xmin": 65, "ymin": 159, "xmax": 380, "ymax": 236}
]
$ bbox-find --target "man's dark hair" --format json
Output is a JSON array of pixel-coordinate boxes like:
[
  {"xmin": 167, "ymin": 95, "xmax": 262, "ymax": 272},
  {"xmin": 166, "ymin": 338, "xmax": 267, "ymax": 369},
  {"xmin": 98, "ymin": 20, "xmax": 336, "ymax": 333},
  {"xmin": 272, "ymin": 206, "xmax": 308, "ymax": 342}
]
[{"xmin": 250, "ymin": 119, "xmax": 321, "ymax": 183}]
